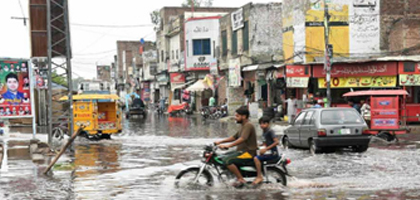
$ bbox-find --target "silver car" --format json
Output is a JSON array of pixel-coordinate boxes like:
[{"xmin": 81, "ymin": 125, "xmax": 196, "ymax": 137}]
[{"xmin": 283, "ymin": 108, "xmax": 371, "ymax": 154}]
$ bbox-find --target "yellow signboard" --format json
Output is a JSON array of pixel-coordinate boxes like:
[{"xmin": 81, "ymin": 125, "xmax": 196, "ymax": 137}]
[{"xmin": 318, "ymin": 76, "xmax": 397, "ymax": 88}]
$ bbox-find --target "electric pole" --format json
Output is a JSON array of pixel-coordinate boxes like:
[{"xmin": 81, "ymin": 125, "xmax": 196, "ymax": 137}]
[{"xmin": 324, "ymin": 0, "xmax": 332, "ymax": 107}]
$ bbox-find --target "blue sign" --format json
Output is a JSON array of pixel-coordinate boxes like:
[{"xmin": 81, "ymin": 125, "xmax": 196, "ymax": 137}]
[
  {"xmin": 140, "ymin": 38, "xmax": 145, "ymax": 44},
  {"xmin": 379, "ymin": 101, "xmax": 390, "ymax": 106}
]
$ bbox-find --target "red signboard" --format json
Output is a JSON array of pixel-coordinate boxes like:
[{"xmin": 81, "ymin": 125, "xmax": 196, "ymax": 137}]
[
  {"xmin": 170, "ymin": 73, "xmax": 186, "ymax": 83},
  {"xmin": 371, "ymin": 96, "xmax": 399, "ymax": 130},
  {"xmin": 312, "ymin": 62, "xmax": 398, "ymax": 78},
  {"xmin": 286, "ymin": 65, "xmax": 310, "ymax": 77},
  {"xmin": 398, "ymin": 62, "xmax": 420, "ymax": 74}
]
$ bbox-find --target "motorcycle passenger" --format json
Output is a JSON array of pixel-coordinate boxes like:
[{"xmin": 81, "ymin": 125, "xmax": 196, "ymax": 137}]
[
  {"xmin": 214, "ymin": 106, "xmax": 257, "ymax": 188},
  {"xmin": 252, "ymin": 116, "xmax": 280, "ymax": 185}
]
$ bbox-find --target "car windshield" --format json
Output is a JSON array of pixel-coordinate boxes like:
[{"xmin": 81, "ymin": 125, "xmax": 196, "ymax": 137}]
[{"xmin": 321, "ymin": 110, "xmax": 363, "ymax": 125}]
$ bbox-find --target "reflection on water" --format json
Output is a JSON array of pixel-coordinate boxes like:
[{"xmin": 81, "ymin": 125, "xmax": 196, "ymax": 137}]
[{"xmin": 1, "ymin": 113, "xmax": 420, "ymax": 199}]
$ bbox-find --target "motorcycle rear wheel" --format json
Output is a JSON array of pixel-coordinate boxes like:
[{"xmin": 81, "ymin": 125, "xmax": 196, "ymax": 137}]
[
  {"xmin": 266, "ymin": 167, "xmax": 287, "ymax": 186},
  {"xmin": 175, "ymin": 167, "xmax": 214, "ymax": 189}
]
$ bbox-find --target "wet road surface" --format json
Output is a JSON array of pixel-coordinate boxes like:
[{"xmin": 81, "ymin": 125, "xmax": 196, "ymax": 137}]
[{"xmin": 1, "ymin": 113, "xmax": 420, "ymax": 199}]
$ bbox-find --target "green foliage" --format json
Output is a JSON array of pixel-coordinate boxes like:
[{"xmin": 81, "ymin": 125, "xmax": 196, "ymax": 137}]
[{"xmin": 51, "ymin": 70, "xmax": 68, "ymax": 87}]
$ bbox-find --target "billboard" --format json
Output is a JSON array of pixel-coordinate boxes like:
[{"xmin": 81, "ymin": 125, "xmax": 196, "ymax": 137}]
[{"xmin": 0, "ymin": 59, "xmax": 32, "ymax": 117}]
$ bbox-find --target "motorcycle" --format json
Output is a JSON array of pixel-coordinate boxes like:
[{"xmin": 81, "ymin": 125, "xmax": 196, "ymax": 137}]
[
  {"xmin": 168, "ymin": 102, "xmax": 193, "ymax": 117},
  {"xmin": 201, "ymin": 106, "xmax": 228, "ymax": 120},
  {"xmin": 174, "ymin": 144, "xmax": 291, "ymax": 189}
]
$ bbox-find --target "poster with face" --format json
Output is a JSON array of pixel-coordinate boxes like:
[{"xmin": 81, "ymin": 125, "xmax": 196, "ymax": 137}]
[{"xmin": 0, "ymin": 59, "xmax": 32, "ymax": 117}]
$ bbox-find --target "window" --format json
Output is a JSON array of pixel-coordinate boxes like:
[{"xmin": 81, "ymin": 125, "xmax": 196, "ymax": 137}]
[
  {"xmin": 176, "ymin": 50, "xmax": 179, "ymax": 60},
  {"xmin": 321, "ymin": 110, "xmax": 363, "ymax": 125},
  {"xmin": 303, "ymin": 111, "xmax": 315, "ymax": 125},
  {"xmin": 294, "ymin": 112, "xmax": 306, "ymax": 126},
  {"xmin": 172, "ymin": 50, "xmax": 174, "ymax": 59},
  {"xmin": 161, "ymin": 50, "xmax": 164, "ymax": 62},
  {"xmin": 232, "ymin": 31, "xmax": 238, "ymax": 55},
  {"xmin": 243, "ymin": 21, "xmax": 249, "ymax": 51},
  {"xmin": 222, "ymin": 30, "xmax": 227, "ymax": 56},
  {"xmin": 404, "ymin": 62, "xmax": 415, "ymax": 72},
  {"xmin": 193, "ymin": 39, "xmax": 211, "ymax": 55}
]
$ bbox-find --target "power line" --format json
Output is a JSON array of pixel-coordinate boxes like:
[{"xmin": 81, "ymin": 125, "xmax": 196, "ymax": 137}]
[
  {"xmin": 71, "ymin": 23, "xmax": 154, "ymax": 28},
  {"xmin": 18, "ymin": 0, "xmax": 25, "ymax": 18},
  {"xmin": 74, "ymin": 49, "xmax": 116, "ymax": 56}
]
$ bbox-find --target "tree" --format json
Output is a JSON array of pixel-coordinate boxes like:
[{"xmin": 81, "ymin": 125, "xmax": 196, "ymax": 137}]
[
  {"xmin": 150, "ymin": 9, "xmax": 161, "ymax": 31},
  {"xmin": 51, "ymin": 70, "xmax": 68, "ymax": 87},
  {"xmin": 182, "ymin": 0, "xmax": 213, "ymax": 7}
]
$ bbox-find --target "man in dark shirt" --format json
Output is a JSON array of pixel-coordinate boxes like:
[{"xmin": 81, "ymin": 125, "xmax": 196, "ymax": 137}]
[
  {"xmin": 252, "ymin": 116, "xmax": 279, "ymax": 185},
  {"xmin": 214, "ymin": 106, "xmax": 257, "ymax": 187}
]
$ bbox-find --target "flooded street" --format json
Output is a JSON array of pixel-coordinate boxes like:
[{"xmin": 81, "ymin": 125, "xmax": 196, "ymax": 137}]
[{"xmin": 2, "ymin": 113, "xmax": 420, "ymax": 199}]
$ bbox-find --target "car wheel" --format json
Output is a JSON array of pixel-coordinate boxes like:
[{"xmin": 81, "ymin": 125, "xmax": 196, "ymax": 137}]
[
  {"xmin": 354, "ymin": 145, "xmax": 368, "ymax": 153},
  {"xmin": 309, "ymin": 140, "xmax": 321, "ymax": 155},
  {"xmin": 282, "ymin": 136, "xmax": 290, "ymax": 150}
]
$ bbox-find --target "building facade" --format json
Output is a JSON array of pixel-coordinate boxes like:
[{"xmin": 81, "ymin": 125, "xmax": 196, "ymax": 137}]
[{"xmin": 219, "ymin": 3, "xmax": 283, "ymax": 113}]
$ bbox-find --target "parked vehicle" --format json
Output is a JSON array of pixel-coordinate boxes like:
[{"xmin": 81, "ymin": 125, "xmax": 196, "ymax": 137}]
[
  {"xmin": 126, "ymin": 98, "xmax": 147, "ymax": 119},
  {"xmin": 59, "ymin": 94, "xmax": 123, "ymax": 140},
  {"xmin": 175, "ymin": 144, "xmax": 290, "ymax": 189},
  {"xmin": 283, "ymin": 108, "xmax": 371, "ymax": 155},
  {"xmin": 201, "ymin": 106, "xmax": 227, "ymax": 119},
  {"xmin": 168, "ymin": 102, "xmax": 193, "ymax": 116},
  {"xmin": 342, "ymin": 90, "xmax": 410, "ymax": 141}
]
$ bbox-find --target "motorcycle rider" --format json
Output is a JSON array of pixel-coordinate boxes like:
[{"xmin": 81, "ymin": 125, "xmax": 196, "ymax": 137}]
[
  {"xmin": 214, "ymin": 106, "xmax": 257, "ymax": 188},
  {"xmin": 252, "ymin": 116, "xmax": 280, "ymax": 186}
]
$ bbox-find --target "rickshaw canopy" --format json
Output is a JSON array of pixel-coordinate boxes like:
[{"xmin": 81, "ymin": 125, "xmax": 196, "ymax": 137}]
[
  {"xmin": 59, "ymin": 94, "xmax": 120, "ymax": 101},
  {"xmin": 343, "ymin": 90, "xmax": 409, "ymax": 97}
]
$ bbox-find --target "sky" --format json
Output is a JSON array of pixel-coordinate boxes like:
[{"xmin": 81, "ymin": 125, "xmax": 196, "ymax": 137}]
[{"xmin": 0, "ymin": 0, "xmax": 276, "ymax": 79}]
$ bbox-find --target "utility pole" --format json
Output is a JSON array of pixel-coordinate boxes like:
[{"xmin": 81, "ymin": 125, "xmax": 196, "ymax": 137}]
[{"xmin": 323, "ymin": 0, "xmax": 332, "ymax": 107}]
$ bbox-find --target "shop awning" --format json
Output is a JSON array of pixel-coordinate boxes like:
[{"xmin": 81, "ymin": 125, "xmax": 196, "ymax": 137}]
[
  {"xmin": 242, "ymin": 65, "xmax": 259, "ymax": 72},
  {"xmin": 242, "ymin": 64, "xmax": 278, "ymax": 72},
  {"xmin": 170, "ymin": 80, "xmax": 195, "ymax": 91},
  {"xmin": 343, "ymin": 90, "xmax": 409, "ymax": 97},
  {"xmin": 186, "ymin": 79, "xmax": 209, "ymax": 92}
]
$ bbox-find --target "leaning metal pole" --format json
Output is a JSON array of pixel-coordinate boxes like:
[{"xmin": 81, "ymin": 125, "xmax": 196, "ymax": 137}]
[{"xmin": 63, "ymin": 0, "xmax": 74, "ymax": 139}]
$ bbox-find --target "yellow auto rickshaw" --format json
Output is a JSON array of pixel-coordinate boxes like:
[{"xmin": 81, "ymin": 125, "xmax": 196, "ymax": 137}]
[{"xmin": 60, "ymin": 94, "xmax": 123, "ymax": 139}]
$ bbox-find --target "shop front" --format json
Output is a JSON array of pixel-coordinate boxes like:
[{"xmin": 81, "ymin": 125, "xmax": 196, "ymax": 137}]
[
  {"xmin": 169, "ymin": 73, "xmax": 188, "ymax": 105},
  {"xmin": 285, "ymin": 65, "xmax": 311, "ymax": 101},
  {"xmin": 312, "ymin": 61, "xmax": 398, "ymax": 106},
  {"xmin": 398, "ymin": 61, "xmax": 420, "ymax": 122}
]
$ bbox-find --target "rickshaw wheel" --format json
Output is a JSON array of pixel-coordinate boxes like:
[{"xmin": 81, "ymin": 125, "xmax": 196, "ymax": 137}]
[
  {"xmin": 101, "ymin": 134, "xmax": 111, "ymax": 140},
  {"xmin": 377, "ymin": 131, "xmax": 396, "ymax": 142}
]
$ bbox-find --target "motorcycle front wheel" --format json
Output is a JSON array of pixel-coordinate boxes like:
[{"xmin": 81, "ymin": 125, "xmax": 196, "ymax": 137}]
[
  {"xmin": 266, "ymin": 167, "xmax": 287, "ymax": 186},
  {"xmin": 174, "ymin": 167, "xmax": 214, "ymax": 189}
]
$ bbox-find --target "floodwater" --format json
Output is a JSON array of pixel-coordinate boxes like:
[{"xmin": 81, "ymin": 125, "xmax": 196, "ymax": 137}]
[{"xmin": 1, "ymin": 112, "xmax": 420, "ymax": 200}]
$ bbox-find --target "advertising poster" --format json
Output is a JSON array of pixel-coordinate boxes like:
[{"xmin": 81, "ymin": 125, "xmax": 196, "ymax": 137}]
[
  {"xmin": 229, "ymin": 58, "xmax": 241, "ymax": 87},
  {"xmin": 0, "ymin": 59, "xmax": 32, "ymax": 117}
]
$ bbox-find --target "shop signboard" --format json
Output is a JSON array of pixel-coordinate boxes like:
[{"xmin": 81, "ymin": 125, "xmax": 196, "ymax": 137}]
[
  {"xmin": 170, "ymin": 73, "xmax": 186, "ymax": 83},
  {"xmin": 231, "ymin": 8, "xmax": 244, "ymax": 31},
  {"xmin": 142, "ymin": 82, "xmax": 151, "ymax": 102},
  {"xmin": 313, "ymin": 62, "xmax": 397, "ymax": 78},
  {"xmin": 0, "ymin": 59, "xmax": 32, "ymax": 118},
  {"xmin": 209, "ymin": 58, "xmax": 218, "ymax": 76},
  {"xmin": 286, "ymin": 77, "xmax": 309, "ymax": 88},
  {"xmin": 318, "ymin": 76, "xmax": 396, "ymax": 88},
  {"xmin": 229, "ymin": 58, "xmax": 241, "ymax": 87},
  {"xmin": 286, "ymin": 65, "xmax": 310, "ymax": 77},
  {"xmin": 400, "ymin": 74, "xmax": 420, "ymax": 86}
]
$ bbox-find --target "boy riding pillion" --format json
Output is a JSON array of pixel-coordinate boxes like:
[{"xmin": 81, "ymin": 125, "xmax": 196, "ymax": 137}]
[
  {"xmin": 253, "ymin": 116, "xmax": 280, "ymax": 185},
  {"xmin": 214, "ymin": 106, "xmax": 257, "ymax": 188}
]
